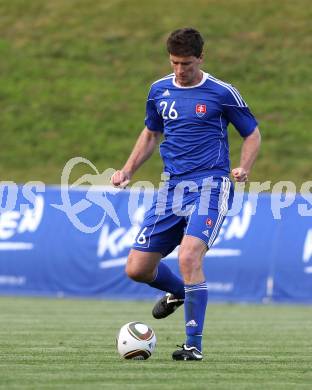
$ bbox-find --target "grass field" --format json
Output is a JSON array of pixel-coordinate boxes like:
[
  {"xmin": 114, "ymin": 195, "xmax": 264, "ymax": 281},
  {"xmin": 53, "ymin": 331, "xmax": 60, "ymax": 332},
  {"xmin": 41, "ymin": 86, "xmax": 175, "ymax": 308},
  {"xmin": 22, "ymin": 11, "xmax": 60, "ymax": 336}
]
[
  {"xmin": 0, "ymin": 297, "xmax": 311, "ymax": 389},
  {"xmin": 0, "ymin": 0, "xmax": 311, "ymax": 185}
]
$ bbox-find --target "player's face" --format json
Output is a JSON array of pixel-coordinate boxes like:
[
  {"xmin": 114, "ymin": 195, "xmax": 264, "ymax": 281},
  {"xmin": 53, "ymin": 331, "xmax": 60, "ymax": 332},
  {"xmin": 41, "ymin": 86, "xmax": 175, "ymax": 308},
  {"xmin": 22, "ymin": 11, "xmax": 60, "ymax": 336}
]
[{"xmin": 169, "ymin": 54, "xmax": 203, "ymax": 87}]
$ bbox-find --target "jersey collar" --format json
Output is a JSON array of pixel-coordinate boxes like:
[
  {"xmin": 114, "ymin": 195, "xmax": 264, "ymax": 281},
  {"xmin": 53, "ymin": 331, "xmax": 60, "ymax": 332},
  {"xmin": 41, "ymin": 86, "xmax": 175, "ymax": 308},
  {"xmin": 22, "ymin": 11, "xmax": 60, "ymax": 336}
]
[{"xmin": 172, "ymin": 71, "xmax": 208, "ymax": 89}]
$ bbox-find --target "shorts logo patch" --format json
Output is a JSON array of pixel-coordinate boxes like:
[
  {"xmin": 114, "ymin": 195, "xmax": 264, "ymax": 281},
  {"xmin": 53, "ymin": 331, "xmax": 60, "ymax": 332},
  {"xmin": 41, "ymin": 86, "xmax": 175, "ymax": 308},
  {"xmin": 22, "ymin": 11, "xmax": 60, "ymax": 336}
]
[
  {"xmin": 206, "ymin": 218, "xmax": 214, "ymax": 228},
  {"xmin": 196, "ymin": 104, "xmax": 206, "ymax": 117}
]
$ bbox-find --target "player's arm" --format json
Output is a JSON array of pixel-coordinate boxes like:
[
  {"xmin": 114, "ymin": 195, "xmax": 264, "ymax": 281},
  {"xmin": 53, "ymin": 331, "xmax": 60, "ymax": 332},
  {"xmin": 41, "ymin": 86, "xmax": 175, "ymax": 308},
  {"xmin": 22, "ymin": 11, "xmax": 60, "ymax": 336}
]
[
  {"xmin": 232, "ymin": 126, "xmax": 261, "ymax": 182},
  {"xmin": 221, "ymin": 86, "xmax": 261, "ymax": 182},
  {"xmin": 111, "ymin": 127, "xmax": 161, "ymax": 187}
]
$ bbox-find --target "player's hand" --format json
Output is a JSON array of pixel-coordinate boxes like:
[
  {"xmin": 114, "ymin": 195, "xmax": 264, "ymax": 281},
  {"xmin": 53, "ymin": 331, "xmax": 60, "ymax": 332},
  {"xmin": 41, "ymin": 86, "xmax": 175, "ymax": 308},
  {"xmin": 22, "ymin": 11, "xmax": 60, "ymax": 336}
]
[
  {"xmin": 110, "ymin": 170, "xmax": 131, "ymax": 188},
  {"xmin": 231, "ymin": 167, "xmax": 248, "ymax": 182}
]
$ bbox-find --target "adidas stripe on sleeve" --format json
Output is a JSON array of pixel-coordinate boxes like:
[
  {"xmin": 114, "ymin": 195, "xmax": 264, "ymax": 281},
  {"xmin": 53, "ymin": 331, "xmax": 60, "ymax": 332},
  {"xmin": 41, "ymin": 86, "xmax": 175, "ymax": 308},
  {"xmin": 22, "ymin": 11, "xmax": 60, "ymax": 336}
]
[{"xmin": 221, "ymin": 84, "xmax": 258, "ymax": 137}]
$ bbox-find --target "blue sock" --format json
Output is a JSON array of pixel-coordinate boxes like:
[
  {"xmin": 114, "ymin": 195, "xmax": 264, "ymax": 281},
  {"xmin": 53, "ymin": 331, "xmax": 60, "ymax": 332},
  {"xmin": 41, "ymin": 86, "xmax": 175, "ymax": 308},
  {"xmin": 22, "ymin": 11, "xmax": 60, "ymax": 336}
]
[
  {"xmin": 184, "ymin": 282, "xmax": 208, "ymax": 352},
  {"xmin": 148, "ymin": 262, "xmax": 185, "ymax": 299}
]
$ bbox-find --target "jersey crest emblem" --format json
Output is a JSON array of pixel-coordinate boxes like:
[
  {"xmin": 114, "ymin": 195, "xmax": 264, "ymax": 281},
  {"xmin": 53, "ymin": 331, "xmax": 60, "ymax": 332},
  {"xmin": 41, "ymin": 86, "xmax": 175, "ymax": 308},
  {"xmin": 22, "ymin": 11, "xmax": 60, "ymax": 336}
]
[{"xmin": 195, "ymin": 104, "xmax": 206, "ymax": 117}]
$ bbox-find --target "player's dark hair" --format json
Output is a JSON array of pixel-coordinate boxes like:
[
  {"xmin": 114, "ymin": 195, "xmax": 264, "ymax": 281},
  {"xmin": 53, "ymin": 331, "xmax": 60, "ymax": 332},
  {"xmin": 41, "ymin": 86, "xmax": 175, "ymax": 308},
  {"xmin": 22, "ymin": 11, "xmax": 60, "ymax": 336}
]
[{"xmin": 167, "ymin": 28, "xmax": 204, "ymax": 58}]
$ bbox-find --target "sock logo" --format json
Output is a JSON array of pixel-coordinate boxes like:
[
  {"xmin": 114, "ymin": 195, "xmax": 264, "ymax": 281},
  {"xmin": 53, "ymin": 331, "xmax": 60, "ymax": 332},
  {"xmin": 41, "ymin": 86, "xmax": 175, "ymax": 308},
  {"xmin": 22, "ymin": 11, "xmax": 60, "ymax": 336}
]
[{"xmin": 186, "ymin": 319, "xmax": 198, "ymax": 327}]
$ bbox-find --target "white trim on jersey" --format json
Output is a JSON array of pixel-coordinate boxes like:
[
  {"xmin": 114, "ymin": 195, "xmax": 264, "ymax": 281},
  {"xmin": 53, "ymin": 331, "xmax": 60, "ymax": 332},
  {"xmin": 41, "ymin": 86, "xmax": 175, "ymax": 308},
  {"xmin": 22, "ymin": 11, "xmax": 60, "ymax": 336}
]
[
  {"xmin": 207, "ymin": 74, "xmax": 247, "ymax": 108},
  {"xmin": 221, "ymin": 103, "xmax": 246, "ymax": 107},
  {"xmin": 208, "ymin": 75, "xmax": 244, "ymax": 106},
  {"xmin": 210, "ymin": 113, "xmax": 225, "ymax": 168},
  {"xmin": 172, "ymin": 71, "xmax": 208, "ymax": 89},
  {"xmin": 213, "ymin": 139, "xmax": 222, "ymax": 168},
  {"xmin": 151, "ymin": 73, "xmax": 175, "ymax": 86},
  {"xmin": 219, "ymin": 112, "xmax": 225, "ymax": 138}
]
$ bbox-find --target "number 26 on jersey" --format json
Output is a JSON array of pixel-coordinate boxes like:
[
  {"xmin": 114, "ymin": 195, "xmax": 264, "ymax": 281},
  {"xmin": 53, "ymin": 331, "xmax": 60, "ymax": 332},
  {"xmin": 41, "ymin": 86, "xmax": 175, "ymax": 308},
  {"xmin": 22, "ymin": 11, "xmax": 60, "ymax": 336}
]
[{"xmin": 159, "ymin": 101, "xmax": 178, "ymax": 119}]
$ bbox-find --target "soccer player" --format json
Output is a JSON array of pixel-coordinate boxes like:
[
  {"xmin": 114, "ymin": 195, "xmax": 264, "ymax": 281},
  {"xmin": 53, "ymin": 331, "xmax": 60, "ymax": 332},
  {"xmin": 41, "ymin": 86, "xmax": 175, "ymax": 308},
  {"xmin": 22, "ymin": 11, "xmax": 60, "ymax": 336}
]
[{"xmin": 111, "ymin": 28, "xmax": 261, "ymax": 360}]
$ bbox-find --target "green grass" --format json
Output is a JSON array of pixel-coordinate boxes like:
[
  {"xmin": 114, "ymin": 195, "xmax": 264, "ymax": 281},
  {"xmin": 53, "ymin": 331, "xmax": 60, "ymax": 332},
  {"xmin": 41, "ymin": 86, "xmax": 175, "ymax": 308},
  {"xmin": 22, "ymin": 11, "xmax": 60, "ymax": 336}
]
[
  {"xmin": 0, "ymin": 297, "xmax": 311, "ymax": 389},
  {"xmin": 0, "ymin": 0, "xmax": 311, "ymax": 186}
]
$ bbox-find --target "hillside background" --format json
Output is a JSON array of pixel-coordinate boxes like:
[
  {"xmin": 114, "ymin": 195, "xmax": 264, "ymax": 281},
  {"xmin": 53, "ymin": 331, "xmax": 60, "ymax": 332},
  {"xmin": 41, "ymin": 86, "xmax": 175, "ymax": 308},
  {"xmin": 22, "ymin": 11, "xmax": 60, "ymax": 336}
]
[{"xmin": 0, "ymin": 0, "xmax": 311, "ymax": 187}]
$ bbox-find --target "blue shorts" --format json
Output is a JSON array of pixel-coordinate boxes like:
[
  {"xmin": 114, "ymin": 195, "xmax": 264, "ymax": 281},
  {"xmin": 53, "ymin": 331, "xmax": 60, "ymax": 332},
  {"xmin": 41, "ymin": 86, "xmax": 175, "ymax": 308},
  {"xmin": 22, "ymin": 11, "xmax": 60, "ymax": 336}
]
[{"xmin": 132, "ymin": 176, "xmax": 234, "ymax": 257}]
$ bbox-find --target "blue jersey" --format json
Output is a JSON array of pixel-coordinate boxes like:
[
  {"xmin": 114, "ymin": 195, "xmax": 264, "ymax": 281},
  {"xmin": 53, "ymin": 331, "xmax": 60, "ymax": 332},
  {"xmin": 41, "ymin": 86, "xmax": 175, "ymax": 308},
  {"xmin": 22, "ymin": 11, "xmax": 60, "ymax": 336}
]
[{"xmin": 145, "ymin": 72, "xmax": 258, "ymax": 177}]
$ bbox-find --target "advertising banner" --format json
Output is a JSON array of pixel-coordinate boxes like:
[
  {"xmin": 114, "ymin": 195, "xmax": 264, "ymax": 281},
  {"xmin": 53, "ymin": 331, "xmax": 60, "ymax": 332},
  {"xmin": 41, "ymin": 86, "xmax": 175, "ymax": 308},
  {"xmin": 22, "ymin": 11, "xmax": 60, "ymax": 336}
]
[{"xmin": 0, "ymin": 184, "xmax": 311, "ymax": 302}]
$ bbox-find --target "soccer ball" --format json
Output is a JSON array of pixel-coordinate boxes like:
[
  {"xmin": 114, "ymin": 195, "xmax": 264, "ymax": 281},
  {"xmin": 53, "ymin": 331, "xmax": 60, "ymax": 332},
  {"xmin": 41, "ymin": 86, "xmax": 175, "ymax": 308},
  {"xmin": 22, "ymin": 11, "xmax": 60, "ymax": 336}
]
[{"xmin": 116, "ymin": 321, "xmax": 156, "ymax": 360}]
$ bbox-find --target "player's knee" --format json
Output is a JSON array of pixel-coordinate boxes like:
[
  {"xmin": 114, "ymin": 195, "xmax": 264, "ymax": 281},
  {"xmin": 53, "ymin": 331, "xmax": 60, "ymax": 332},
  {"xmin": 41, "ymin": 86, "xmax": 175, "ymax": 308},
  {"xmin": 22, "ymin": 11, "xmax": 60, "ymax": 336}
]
[
  {"xmin": 179, "ymin": 256, "xmax": 201, "ymax": 276},
  {"xmin": 179, "ymin": 245, "xmax": 199, "ymax": 265},
  {"xmin": 125, "ymin": 255, "xmax": 154, "ymax": 283},
  {"xmin": 126, "ymin": 266, "xmax": 147, "ymax": 282},
  {"xmin": 179, "ymin": 250, "xmax": 202, "ymax": 278}
]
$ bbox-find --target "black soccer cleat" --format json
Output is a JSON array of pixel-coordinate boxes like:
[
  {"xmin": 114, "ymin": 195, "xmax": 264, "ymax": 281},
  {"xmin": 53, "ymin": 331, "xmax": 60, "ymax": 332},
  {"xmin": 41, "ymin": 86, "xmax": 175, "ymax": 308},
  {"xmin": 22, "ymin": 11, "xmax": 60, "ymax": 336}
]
[
  {"xmin": 172, "ymin": 344, "xmax": 203, "ymax": 361},
  {"xmin": 152, "ymin": 293, "xmax": 184, "ymax": 319}
]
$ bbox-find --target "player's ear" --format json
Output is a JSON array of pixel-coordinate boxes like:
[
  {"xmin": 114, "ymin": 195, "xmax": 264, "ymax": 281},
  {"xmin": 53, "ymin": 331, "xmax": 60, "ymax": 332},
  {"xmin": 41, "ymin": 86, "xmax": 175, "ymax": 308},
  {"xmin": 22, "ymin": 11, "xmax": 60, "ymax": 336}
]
[{"xmin": 198, "ymin": 53, "xmax": 204, "ymax": 64}]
